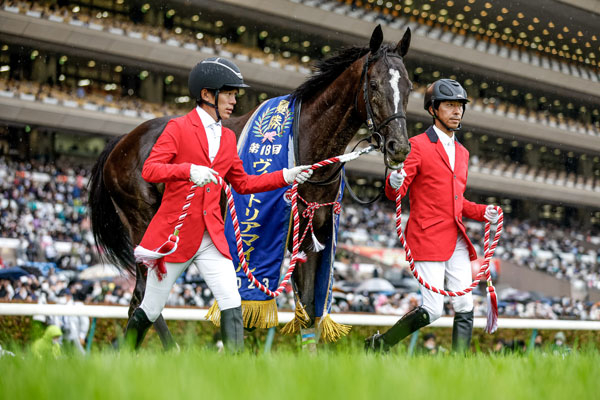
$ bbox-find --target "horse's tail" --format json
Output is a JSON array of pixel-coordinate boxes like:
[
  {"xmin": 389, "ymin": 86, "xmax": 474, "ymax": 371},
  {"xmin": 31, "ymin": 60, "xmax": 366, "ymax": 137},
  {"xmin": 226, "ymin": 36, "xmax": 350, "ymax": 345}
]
[{"xmin": 88, "ymin": 136, "xmax": 136, "ymax": 276}]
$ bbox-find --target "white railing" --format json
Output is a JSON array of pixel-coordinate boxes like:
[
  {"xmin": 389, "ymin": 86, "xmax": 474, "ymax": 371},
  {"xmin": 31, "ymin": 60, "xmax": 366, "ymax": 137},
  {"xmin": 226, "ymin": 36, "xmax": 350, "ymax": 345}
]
[{"xmin": 2, "ymin": 303, "xmax": 599, "ymax": 330}]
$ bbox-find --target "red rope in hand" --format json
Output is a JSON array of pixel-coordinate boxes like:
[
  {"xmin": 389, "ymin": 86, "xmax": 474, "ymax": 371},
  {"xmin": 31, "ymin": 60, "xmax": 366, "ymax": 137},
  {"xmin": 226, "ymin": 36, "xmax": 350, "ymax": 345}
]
[
  {"xmin": 143, "ymin": 146, "xmax": 373, "ymax": 296},
  {"xmin": 134, "ymin": 183, "xmax": 197, "ymax": 280},
  {"xmin": 394, "ymin": 190, "xmax": 503, "ymax": 333},
  {"xmin": 136, "ymin": 146, "xmax": 376, "ymax": 287},
  {"xmin": 225, "ymin": 154, "xmax": 347, "ymax": 298}
]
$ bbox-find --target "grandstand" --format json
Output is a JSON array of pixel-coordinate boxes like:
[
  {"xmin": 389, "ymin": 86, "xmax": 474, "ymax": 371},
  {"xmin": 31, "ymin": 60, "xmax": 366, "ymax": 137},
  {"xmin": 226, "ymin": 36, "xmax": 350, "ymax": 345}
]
[{"xmin": 1, "ymin": 0, "xmax": 600, "ymax": 311}]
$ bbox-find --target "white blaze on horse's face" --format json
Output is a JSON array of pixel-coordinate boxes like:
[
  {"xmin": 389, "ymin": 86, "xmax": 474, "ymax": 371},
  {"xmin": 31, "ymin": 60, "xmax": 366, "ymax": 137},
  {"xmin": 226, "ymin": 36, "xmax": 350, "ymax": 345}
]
[{"xmin": 388, "ymin": 68, "xmax": 401, "ymax": 114}]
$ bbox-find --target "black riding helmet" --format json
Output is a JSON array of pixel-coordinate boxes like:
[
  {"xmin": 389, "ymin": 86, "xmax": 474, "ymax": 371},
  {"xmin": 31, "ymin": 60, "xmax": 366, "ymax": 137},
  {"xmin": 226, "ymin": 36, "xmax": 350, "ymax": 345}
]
[
  {"xmin": 424, "ymin": 79, "xmax": 469, "ymax": 132},
  {"xmin": 188, "ymin": 57, "xmax": 249, "ymax": 120}
]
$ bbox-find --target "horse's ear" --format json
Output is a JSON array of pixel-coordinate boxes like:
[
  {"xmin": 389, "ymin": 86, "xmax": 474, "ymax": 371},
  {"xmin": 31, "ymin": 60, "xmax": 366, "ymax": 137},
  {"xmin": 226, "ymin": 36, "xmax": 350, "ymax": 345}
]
[
  {"xmin": 395, "ymin": 27, "xmax": 411, "ymax": 57},
  {"xmin": 369, "ymin": 24, "xmax": 384, "ymax": 54}
]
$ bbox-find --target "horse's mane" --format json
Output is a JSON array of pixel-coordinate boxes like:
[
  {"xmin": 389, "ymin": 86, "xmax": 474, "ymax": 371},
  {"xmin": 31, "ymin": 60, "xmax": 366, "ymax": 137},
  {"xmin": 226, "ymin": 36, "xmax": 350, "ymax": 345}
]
[{"xmin": 290, "ymin": 46, "xmax": 370, "ymax": 103}]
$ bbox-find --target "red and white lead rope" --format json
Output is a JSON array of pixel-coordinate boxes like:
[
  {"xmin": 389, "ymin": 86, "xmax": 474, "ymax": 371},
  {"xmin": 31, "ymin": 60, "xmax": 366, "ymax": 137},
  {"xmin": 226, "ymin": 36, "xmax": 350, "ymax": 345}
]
[
  {"xmin": 394, "ymin": 191, "xmax": 503, "ymax": 333},
  {"xmin": 133, "ymin": 183, "xmax": 198, "ymax": 280},
  {"xmin": 135, "ymin": 145, "xmax": 376, "ymax": 294},
  {"xmin": 228, "ymin": 145, "xmax": 375, "ymax": 298}
]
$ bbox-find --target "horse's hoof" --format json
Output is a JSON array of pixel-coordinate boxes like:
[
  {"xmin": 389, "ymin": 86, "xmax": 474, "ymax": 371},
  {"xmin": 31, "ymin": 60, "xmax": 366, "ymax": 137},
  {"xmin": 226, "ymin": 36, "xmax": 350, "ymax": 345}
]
[{"xmin": 364, "ymin": 332, "xmax": 389, "ymax": 353}]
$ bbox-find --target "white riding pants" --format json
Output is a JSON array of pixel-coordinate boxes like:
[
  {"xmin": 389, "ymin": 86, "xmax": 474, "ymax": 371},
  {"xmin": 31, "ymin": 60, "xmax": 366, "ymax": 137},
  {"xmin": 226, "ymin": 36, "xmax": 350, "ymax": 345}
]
[
  {"xmin": 141, "ymin": 232, "xmax": 241, "ymax": 322},
  {"xmin": 415, "ymin": 235, "xmax": 474, "ymax": 322}
]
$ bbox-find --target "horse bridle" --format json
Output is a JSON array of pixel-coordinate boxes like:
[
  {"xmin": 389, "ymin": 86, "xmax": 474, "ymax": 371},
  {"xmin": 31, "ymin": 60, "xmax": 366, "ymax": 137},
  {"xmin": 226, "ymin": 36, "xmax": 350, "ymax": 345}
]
[
  {"xmin": 355, "ymin": 50, "xmax": 408, "ymax": 154},
  {"xmin": 293, "ymin": 49, "xmax": 407, "ymax": 204}
]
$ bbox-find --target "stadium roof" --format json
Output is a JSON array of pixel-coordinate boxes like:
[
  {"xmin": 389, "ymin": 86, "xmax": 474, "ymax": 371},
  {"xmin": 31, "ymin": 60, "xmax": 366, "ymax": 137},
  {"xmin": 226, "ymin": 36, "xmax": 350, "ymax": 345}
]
[
  {"xmin": 197, "ymin": 0, "xmax": 599, "ymax": 68},
  {"xmin": 383, "ymin": 0, "xmax": 600, "ymax": 67}
]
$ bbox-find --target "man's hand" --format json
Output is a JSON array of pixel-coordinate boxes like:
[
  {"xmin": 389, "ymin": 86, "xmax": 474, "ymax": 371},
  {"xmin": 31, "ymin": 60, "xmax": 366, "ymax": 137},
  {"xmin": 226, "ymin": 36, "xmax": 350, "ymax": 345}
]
[
  {"xmin": 484, "ymin": 205, "xmax": 499, "ymax": 224},
  {"xmin": 283, "ymin": 166, "xmax": 314, "ymax": 184},
  {"xmin": 389, "ymin": 169, "xmax": 407, "ymax": 189},
  {"xmin": 190, "ymin": 165, "xmax": 218, "ymax": 187}
]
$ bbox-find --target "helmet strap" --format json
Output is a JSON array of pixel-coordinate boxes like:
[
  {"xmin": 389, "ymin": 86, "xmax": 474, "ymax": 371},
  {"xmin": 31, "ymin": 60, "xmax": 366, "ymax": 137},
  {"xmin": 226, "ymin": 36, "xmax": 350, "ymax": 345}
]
[
  {"xmin": 199, "ymin": 89, "xmax": 221, "ymax": 121},
  {"xmin": 214, "ymin": 89, "xmax": 221, "ymax": 121}
]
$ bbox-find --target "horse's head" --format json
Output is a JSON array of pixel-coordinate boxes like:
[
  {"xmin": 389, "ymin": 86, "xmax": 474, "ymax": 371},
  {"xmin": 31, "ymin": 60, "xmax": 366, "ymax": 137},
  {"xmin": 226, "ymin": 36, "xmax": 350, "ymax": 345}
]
[{"xmin": 359, "ymin": 25, "xmax": 412, "ymax": 169}]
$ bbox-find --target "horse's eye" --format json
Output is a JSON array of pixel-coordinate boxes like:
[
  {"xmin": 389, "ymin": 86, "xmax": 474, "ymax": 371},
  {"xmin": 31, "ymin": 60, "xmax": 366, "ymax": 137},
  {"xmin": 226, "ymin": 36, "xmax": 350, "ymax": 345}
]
[{"xmin": 370, "ymin": 80, "xmax": 378, "ymax": 90}]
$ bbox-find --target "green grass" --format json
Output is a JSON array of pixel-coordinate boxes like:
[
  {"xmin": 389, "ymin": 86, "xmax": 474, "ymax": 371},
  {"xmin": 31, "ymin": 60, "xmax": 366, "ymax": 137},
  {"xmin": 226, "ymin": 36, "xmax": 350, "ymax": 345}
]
[{"xmin": 1, "ymin": 348, "xmax": 599, "ymax": 400}]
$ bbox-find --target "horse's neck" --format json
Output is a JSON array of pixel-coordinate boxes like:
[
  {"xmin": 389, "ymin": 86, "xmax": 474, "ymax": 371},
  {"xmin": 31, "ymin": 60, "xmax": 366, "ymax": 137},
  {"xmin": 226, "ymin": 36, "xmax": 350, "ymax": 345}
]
[
  {"xmin": 299, "ymin": 68, "xmax": 363, "ymax": 164},
  {"xmin": 224, "ymin": 113, "xmax": 254, "ymax": 140}
]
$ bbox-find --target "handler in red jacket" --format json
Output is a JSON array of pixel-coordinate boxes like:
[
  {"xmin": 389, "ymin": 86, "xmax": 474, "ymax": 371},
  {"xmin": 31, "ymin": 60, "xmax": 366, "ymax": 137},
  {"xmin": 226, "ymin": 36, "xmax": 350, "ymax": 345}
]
[
  {"xmin": 365, "ymin": 79, "xmax": 499, "ymax": 353},
  {"xmin": 124, "ymin": 57, "xmax": 312, "ymax": 351}
]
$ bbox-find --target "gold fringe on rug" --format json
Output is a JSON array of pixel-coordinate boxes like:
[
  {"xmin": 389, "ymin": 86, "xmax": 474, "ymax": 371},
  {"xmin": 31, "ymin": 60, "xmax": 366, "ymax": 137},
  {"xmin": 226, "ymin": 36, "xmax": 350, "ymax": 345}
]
[
  {"xmin": 280, "ymin": 300, "xmax": 311, "ymax": 335},
  {"xmin": 205, "ymin": 299, "xmax": 278, "ymax": 329},
  {"xmin": 317, "ymin": 314, "xmax": 351, "ymax": 342},
  {"xmin": 205, "ymin": 302, "xmax": 221, "ymax": 327},
  {"xmin": 242, "ymin": 299, "xmax": 278, "ymax": 329}
]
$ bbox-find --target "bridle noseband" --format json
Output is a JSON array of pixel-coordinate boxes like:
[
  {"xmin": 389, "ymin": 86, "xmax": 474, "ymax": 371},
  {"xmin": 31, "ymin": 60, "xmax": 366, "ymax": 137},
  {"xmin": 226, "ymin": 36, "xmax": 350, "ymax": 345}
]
[{"xmin": 355, "ymin": 51, "xmax": 407, "ymax": 152}]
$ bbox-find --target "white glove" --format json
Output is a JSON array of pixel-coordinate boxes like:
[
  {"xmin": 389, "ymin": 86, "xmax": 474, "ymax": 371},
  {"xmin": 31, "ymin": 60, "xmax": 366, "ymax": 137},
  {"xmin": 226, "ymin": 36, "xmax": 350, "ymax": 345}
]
[
  {"xmin": 484, "ymin": 205, "xmax": 499, "ymax": 224},
  {"xmin": 283, "ymin": 166, "xmax": 313, "ymax": 185},
  {"xmin": 389, "ymin": 169, "xmax": 407, "ymax": 189},
  {"xmin": 190, "ymin": 164, "xmax": 218, "ymax": 187}
]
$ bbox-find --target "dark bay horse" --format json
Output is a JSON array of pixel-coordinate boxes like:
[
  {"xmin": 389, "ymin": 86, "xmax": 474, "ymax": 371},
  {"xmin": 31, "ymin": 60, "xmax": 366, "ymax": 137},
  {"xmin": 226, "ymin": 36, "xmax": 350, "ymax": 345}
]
[{"xmin": 89, "ymin": 25, "xmax": 412, "ymax": 348}]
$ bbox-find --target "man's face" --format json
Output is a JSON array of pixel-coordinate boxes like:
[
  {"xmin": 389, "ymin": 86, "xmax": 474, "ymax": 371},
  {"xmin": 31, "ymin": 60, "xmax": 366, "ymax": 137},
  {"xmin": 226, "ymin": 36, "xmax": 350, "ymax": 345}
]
[
  {"xmin": 431, "ymin": 100, "xmax": 464, "ymax": 132},
  {"xmin": 201, "ymin": 88, "xmax": 238, "ymax": 120},
  {"xmin": 217, "ymin": 89, "xmax": 238, "ymax": 120}
]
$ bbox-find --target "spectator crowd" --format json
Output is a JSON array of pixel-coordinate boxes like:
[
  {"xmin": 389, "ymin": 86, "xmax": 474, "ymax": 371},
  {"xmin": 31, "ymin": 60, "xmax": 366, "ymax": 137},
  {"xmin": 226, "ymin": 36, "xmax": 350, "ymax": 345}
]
[
  {"xmin": 1, "ymin": 156, "xmax": 600, "ymax": 322},
  {"xmin": 338, "ymin": 198, "xmax": 600, "ymax": 292}
]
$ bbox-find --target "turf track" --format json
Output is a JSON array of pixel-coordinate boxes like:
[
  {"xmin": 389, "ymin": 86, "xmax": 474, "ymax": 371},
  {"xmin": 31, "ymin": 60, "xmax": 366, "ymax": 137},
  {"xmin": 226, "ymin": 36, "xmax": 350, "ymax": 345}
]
[{"xmin": 1, "ymin": 349, "xmax": 598, "ymax": 400}]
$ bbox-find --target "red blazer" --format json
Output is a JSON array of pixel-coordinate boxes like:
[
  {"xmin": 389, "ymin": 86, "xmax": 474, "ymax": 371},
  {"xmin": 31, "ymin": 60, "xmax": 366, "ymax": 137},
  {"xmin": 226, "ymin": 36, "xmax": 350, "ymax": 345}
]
[
  {"xmin": 139, "ymin": 109, "xmax": 287, "ymax": 262},
  {"xmin": 385, "ymin": 126, "xmax": 486, "ymax": 262}
]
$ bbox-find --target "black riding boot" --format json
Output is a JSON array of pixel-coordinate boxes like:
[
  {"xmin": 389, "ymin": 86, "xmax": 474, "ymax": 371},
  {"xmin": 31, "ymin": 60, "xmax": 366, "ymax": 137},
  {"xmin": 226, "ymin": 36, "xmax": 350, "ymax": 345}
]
[
  {"xmin": 123, "ymin": 308, "xmax": 152, "ymax": 351},
  {"xmin": 365, "ymin": 306, "xmax": 430, "ymax": 353},
  {"xmin": 220, "ymin": 306, "xmax": 244, "ymax": 353},
  {"xmin": 452, "ymin": 310, "xmax": 474, "ymax": 353}
]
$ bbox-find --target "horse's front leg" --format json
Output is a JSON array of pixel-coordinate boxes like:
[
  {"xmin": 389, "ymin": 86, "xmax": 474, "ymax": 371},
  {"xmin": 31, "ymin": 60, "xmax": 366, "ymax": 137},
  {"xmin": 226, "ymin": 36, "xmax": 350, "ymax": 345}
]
[
  {"xmin": 293, "ymin": 253, "xmax": 321, "ymax": 352},
  {"xmin": 291, "ymin": 204, "xmax": 334, "ymax": 351},
  {"xmin": 292, "ymin": 253, "xmax": 318, "ymax": 325}
]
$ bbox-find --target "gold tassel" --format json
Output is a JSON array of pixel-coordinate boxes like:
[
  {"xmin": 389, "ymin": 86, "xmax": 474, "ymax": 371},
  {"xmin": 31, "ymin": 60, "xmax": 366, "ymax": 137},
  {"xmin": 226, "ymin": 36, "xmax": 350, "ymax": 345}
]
[
  {"xmin": 205, "ymin": 302, "xmax": 221, "ymax": 327},
  {"xmin": 242, "ymin": 299, "xmax": 278, "ymax": 329},
  {"xmin": 280, "ymin": 300, "xmax": 311, "ymax": 335},
  {"xmin": 318, "ymin": 314, "xmax": 351, "ymax": 342},
  {"xmin": 205, "ymin": 300, "xmax": 279, "ymax": 329}
]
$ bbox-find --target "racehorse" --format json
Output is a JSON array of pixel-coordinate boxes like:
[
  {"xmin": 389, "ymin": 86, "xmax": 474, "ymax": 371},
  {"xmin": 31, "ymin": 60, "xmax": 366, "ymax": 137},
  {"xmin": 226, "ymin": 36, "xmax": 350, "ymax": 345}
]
[{"xmin": 89, "ymin": 25, "xmax": 412, "ymax": 348}]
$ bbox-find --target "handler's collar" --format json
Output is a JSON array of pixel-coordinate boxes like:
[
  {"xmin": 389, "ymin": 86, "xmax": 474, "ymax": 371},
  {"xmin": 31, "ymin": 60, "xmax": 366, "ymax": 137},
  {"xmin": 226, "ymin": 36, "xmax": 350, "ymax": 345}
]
[
  {"xmin": 196, "ymin": 105, "xmax": 222, "ymax": 129},
  {"xmin": 425, "ymin": 125, "xmax": 460, "ymax": 145},
  {"xmin": 433, "ymin": 125, "xmax": 454, "ymax": 146}
]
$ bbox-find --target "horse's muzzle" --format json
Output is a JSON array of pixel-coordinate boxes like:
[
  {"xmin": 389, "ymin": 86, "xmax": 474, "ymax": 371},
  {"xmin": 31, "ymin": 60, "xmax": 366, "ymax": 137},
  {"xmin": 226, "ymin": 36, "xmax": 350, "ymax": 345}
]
[{"xmin": 384, "ymin": 138, "xmax": 410, "ymax": 169}]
